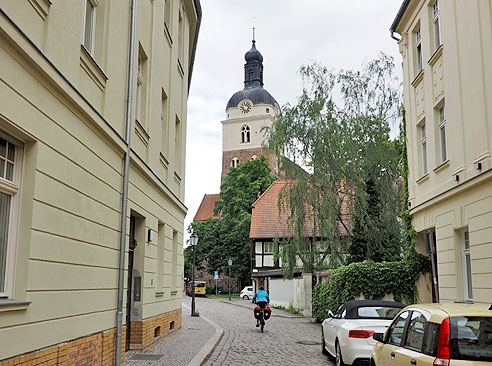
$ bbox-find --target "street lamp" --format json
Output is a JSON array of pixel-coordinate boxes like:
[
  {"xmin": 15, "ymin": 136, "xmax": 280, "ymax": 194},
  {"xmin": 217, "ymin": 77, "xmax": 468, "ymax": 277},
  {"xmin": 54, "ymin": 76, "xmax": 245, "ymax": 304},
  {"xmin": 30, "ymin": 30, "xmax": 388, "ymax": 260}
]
[
  {"xmin": 190, "ymin": 231, "xmax": 199, "ymax": 316},
  {"xmin": 228, "ymin": 258, "xmax": 233, "ymax": 301}
]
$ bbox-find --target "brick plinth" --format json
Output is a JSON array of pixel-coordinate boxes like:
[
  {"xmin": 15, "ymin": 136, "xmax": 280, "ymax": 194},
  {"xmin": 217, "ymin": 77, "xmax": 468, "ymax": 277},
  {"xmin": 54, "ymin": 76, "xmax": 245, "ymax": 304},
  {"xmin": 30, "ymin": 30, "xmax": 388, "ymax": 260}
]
[
  {"xmin": 129, "ymin": 308, "xmax": 182, "ymax": 350},
  {"xmin": 0, "ymin": 328, "xmax": 126, "ymax": 366}
]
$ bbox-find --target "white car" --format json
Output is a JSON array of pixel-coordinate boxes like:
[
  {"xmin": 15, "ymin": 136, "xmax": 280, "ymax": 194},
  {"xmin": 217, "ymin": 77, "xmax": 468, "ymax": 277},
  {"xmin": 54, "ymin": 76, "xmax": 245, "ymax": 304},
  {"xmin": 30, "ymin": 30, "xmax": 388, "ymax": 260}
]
[
  {"xmin": 240, "ymin": 286, "xmax": 254, "ymax": 300},
  {"xmin": 321, "ymin": 300, "xmax": 405, "ymax": 366}
]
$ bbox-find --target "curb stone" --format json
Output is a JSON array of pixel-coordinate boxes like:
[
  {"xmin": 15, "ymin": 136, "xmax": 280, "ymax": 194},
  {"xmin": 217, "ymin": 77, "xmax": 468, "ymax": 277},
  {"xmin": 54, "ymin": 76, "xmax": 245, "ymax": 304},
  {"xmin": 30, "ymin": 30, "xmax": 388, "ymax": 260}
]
[{"xmin": 183, "ymin": 303, "xmax": 224, "ymax": 366}]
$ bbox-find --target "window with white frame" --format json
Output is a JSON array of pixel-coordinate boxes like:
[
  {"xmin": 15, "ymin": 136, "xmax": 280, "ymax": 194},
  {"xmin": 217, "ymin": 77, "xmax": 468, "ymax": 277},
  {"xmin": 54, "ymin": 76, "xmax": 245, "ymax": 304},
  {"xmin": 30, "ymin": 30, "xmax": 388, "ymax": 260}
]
[
  {"xmin": 420, "ymin": 123, "xmax": 428, "ymax": 175},
  {"xmin": 136, "ymin": 48, "xmax": 148, "ymax": 127},
  {"xmin": 250, "ymin": 155, "xmax": 257, "ymax": 160},
  {"xmin": 438, "ymin": 105, "xmax": 447, "ymax": 163},
  {"xmin": 83, "ymin": 0, "xmax": 96, "ymax": 53},
  {"xmin": 241, "ymin": 125, "xmax": 251, "ymax": 143},
  {"xmin": 136, "ymin": 56, "xmax": 142, "ymax": 123},
  {"xmin": 178, "ymin": 10, "xmax": 184, "ymax": 64},
  {"xmin": 0, "ymin": 132, "xmax": 23, "ymax": 298},
  {"xmin": 415, "ymin": 27, "xmax": 423, "ymax": 73},
  {"xmin": 264, "ymin": 242, "xmax": 273, "ymax": 254},
  {"xmin": 175, "ymin": 116, "xmax": 181, "ymax": 172},
  {"xmin": 161, "ymin": 89, "xmax": 169, "ymax": 156},
  {"xmin": 460, "ymin": 229, "xmax": 473, "ymax": 301},
  {"xmin": 231, "ymin": 157, "xmax": 239, "ymax": 168},
  {"xmin": 164, "ymin": 0, "xmax": 171, "ymax": 30},
  {"xmin": 432, "ymin": 1, "xmax": 441, "ymax": 51}
]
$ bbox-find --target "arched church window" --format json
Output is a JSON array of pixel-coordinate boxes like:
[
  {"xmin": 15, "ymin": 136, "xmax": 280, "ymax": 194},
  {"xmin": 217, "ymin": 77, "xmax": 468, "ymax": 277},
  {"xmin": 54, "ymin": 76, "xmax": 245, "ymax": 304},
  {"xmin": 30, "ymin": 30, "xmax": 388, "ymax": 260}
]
[
  {"xmin": 231, "ymin": 157, "xmax": 239, "ymax": 168},
  {"xmin": 241, "ymin": 125, "xmax": 251, "ymax": 143}
]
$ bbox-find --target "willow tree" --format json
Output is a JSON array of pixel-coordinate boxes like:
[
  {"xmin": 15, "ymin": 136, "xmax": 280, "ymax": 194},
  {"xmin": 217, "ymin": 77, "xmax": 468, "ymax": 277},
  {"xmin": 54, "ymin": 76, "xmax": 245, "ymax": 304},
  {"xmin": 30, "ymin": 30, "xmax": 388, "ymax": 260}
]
[{"xmin": 266, "ymin": 53, "xmax": 403, "ymax": 277}]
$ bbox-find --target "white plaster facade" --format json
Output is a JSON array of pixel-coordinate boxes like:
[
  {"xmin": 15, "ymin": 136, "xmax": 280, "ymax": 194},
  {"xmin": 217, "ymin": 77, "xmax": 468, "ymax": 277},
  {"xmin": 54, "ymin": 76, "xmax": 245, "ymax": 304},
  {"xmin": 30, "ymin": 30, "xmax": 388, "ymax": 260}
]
[{"xmin": 393, "ymin": 0, "xmax": 492, "ymax": 304}]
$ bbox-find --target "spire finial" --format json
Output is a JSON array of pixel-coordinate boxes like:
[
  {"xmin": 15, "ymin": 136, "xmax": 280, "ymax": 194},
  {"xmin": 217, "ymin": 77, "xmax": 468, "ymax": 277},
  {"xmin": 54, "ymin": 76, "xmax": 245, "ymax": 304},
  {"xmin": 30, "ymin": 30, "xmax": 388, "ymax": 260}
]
[{"xmin": 252, "ymin": 16, "xmax": 256, "ymax": 43}]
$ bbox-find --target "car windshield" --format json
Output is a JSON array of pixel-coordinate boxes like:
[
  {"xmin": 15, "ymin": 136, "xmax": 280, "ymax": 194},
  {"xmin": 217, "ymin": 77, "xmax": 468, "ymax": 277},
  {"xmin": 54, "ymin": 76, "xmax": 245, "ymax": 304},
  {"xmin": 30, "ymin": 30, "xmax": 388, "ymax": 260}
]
[
  {"xmin": 194, "ymin": 282, "xmax": 205, "ymax": 287},
  {"xmin": 450, "ymin": 316, "xmax": 492, "ymax": 361},
  {"xmin": 357, "ymin": 306, "xmax": 402, "ymax": 319}
]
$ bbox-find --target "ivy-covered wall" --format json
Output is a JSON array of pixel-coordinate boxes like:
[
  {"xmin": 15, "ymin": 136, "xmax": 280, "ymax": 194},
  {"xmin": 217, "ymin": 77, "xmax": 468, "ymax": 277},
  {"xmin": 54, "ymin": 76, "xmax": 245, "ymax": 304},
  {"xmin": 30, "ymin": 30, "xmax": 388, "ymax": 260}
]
[{"xmin": 312, "ymin": 259, "xmax": 428, "ymax": 322}]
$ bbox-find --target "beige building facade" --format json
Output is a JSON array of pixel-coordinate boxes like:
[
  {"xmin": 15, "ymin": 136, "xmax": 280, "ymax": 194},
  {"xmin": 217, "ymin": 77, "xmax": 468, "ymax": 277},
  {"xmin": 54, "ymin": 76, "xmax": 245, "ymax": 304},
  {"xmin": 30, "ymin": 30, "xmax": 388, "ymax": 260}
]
[
  {"xmin": 391, "ymin": 0, "xmax": 492, "ymax": 304},
  {"xmin": 0, "ymin": 0, "xmax": 200, "ymax": 364}
]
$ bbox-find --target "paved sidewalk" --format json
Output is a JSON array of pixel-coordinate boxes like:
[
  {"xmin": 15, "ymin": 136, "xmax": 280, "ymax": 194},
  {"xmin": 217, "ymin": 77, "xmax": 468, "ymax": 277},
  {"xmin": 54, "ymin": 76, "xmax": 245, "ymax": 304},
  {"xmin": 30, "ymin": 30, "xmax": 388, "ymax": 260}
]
[{"xmin": 124, "ymin": 302, "xmax": 222, "ymax": 366}]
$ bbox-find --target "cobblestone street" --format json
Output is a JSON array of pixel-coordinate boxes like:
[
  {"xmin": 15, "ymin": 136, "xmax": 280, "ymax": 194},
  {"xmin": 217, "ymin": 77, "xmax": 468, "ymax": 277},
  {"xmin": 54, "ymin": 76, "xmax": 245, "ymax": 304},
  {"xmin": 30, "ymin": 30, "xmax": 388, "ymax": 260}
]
[{"xmin": 184, "ymin": 296, "xmax": 334, "ymax": 366}]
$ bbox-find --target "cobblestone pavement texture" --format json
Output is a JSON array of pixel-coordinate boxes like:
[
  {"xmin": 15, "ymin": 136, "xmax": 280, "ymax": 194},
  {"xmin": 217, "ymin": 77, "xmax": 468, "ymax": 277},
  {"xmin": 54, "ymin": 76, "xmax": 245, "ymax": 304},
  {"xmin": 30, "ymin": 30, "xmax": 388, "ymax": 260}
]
[
  {"xmin": 124, "ymin": 301, "xmax": 215, "ymax": 366},
  {"xmin": 185, "ymin": 296, "xmax": 335, "ymax": 366}
]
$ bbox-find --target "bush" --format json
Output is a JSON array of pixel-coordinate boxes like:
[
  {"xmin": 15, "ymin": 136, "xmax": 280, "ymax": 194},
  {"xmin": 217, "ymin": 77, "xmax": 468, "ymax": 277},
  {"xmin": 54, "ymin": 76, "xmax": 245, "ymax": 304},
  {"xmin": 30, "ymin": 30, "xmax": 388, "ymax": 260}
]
[{"xmin": 313, "ymin": 258, "xmax": 429, "ymax": 323}]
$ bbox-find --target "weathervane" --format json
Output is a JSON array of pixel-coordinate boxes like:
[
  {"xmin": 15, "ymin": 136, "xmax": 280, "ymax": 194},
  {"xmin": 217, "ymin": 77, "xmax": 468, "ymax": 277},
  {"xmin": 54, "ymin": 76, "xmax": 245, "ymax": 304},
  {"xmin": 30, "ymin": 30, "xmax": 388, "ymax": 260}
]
[{"xmin": 252, "ymin": 16, "xmax": 256, "ymax": 42}]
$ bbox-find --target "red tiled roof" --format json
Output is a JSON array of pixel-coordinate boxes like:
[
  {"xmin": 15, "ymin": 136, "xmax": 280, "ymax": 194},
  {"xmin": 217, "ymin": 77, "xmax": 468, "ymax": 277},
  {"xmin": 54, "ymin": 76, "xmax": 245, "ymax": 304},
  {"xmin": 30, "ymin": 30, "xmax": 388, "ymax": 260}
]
[
  {"xmin": 250, "ymin": 180, "xmax": 313, "ymax": 239},
  {"xmin": 250, "ymin": 180, "xmax": 351, "ymax": 239},
  {"xmin": 193, "ymin": 194, "xmax": 221, "ymax": 221}
]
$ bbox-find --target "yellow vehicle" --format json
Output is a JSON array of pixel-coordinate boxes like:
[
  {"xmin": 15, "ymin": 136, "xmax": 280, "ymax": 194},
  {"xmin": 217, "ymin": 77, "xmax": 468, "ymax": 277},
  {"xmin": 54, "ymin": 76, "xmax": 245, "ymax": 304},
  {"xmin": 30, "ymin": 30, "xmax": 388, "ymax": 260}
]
[
  {"xmin": 371, "ymin": 303, "xmax": 492, "ymax": 366},
  {"xmin": 186, "ymin": 281, "xmax": 206, "ymax": 296}
]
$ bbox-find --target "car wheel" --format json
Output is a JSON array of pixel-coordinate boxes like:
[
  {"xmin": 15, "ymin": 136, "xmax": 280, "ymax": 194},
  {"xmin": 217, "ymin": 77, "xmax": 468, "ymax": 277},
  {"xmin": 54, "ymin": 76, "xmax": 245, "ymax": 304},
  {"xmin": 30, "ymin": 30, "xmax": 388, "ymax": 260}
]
[
  {"xmin": 321, "ymin": 329, "xmax": 330, "ymax": 357},
  {"xmin": 335, "ymin": 340, "xmax": 345, "ymax": 366},
  {"xmin": 244, "ymin": 295, "xmax": 249, "ymax": 300}
]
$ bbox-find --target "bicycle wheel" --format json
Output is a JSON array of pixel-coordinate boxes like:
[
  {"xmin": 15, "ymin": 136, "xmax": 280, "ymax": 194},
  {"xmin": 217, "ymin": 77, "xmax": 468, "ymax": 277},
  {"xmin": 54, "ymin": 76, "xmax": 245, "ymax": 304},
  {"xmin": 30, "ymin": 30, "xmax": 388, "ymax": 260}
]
[{"xmin": 260, "ymin": 314, "xmax": 265, "ymax": 333}]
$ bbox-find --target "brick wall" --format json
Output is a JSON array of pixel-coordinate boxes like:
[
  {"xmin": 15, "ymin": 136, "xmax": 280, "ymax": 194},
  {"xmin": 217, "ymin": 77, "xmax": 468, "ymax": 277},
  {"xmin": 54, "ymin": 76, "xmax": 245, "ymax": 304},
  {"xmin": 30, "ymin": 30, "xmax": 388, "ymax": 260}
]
[
  {"xmin": 222, "ymin": 148, "xmax": 277, "ymax": 181},
  {"xmin": 129, "ymin": 308, "xmax": 181, "ymax": 350},
  {"xmin": 0, "ymin": 328, "xmax": 126, "ymax": 366}
]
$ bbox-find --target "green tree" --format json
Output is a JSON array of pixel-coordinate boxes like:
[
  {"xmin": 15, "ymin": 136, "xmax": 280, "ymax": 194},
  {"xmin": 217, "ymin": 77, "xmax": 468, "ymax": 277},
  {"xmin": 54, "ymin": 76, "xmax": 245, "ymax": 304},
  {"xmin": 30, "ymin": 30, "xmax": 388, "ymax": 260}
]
[
  {"xmin": 266, "ymin": 53, "xmax": 403, "ymax": 275},
  {"xmin": 190, "ymin": 156, "xmax": 277, "ymax": 285}
]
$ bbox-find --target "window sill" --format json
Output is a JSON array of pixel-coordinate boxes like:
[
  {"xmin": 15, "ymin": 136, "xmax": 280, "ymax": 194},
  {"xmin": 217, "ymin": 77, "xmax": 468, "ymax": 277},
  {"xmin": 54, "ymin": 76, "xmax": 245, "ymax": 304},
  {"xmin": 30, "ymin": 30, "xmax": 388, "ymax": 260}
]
[
  {"xmin": 135, "ymin": 119, "xmax": 150, "ymax": 147},
  {"xmin": 428, "ymin": 44, "xmax": 443, "ymax": 66},
  {"xmin": 174, "ymin": 171, "xmax": 181, "ymax": 186},
  {"xmin": 0, "ymin": 299, "xmax": 31, "ymax": 312},
  {"xmin": 163, "ymin": 23, "xmax": 173, "ymax": 47},
  {"xmin": 411, "ymin": 69, "xmax": 424, "ymax": 87},
  {"xmin": 416, "ymin": 173, "xmax": 429, "ymax": 184},
  {"xmin": 80, "ymin": 45, "xmax": 108, "ymax": 92},
  {"xmin": 177, "ymin": 59, "xmax": 184, "ymax": 78},
  {"xmin": 28, "ymin": 0, "xmax": 52, "ymax": 20},
  {"xmin": 433, "ymin": 159, "xmax": 450, "ymax": 173},
  {"xmin": 159, "ymin": 152, "xmax": 169, "ymax": 168}
]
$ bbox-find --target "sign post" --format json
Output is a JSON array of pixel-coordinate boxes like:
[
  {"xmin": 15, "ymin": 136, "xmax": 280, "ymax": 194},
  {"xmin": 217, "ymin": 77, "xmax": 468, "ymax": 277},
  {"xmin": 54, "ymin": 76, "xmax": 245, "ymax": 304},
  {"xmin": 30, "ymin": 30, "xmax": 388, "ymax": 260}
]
[
  {"xmin": 227, "ymin": 259, "xmax": 233, "ymax": 301},
  {"xmin": 214, "ymin": 271, "xmax": 219, "ymax": 295}
]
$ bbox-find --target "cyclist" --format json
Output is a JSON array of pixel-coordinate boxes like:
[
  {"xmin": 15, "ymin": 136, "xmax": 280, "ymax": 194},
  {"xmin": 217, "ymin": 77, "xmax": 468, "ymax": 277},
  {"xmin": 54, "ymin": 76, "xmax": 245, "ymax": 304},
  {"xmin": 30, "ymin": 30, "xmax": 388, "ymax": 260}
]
[{"xmin": 252, "ymin": 286, "xmax": 270, "ymax": 327}]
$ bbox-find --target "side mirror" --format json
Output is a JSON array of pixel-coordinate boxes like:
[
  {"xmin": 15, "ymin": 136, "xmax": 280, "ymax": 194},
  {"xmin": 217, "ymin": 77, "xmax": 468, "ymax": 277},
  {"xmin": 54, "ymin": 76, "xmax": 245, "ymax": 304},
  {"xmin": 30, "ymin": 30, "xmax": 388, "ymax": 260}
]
[
  {"xmin": 373, "ymin": 333, "xmax": 384, "ymax": 343},
  {"xmin": 328, "ymin": 310, "xmax": 334, "ymax": 318}
]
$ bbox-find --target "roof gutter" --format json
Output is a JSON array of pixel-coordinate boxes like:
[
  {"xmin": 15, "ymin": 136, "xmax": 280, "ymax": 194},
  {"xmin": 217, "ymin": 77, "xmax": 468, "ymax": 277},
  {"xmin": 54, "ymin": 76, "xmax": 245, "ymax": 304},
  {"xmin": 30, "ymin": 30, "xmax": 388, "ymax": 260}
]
[
  {"xmin": 188, "ymin": 0, "xmax": 202, "ymax": 93},
  {"xmin": 390, "ymin": 0, "xmax": 411, "ymax": 41}
]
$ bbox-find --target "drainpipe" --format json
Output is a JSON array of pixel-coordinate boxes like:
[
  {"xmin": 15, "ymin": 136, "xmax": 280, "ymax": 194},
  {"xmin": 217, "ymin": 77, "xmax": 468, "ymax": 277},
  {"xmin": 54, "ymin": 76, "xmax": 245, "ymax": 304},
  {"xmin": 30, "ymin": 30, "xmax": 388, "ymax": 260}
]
[{"xmin": 116, "ymin": 0, "xmax": 137, "ymax": 364}]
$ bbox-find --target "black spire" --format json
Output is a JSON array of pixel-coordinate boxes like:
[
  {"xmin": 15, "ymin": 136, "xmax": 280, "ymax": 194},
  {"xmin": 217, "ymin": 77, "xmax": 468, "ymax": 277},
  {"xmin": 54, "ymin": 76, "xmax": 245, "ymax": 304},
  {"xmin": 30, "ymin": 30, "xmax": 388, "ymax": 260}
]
[{"xmin": 244, "ymin": 38, "xmax": 264, "ymax": 89}]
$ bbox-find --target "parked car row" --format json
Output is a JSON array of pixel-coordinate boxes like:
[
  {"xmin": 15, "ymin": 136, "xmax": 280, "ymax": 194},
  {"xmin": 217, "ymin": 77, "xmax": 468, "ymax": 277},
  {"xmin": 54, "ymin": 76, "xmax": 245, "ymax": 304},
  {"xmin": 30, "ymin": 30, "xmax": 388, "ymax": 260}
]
[{"xmin": 321, "ymin": 300, "xmax": 492, "ymax": 366}]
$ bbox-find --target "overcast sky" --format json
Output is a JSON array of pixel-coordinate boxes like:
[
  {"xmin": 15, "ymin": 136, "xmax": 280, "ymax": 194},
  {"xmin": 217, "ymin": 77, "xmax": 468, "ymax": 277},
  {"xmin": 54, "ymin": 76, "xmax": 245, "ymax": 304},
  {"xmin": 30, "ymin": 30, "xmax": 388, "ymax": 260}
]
[{"xmin": 184, "ymin": 0, "xmax": 404, "ymax": 244}]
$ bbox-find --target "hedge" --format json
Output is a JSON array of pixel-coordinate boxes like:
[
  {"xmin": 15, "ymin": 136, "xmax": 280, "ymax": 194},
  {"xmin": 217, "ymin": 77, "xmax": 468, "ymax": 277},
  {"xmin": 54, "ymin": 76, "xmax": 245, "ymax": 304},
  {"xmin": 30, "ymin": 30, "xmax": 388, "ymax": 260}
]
[{"xmin": 312, "ymin": 258, "xmax": 429, "ymax": 323}]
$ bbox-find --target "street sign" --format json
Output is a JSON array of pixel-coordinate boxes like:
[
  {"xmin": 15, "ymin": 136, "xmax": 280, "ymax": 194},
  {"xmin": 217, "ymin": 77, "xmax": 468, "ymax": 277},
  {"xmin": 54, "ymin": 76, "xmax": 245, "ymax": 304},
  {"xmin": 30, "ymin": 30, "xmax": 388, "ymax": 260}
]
[{"xmin": 214, "ymin": 271, "xmax": 219, "ymax": 279}]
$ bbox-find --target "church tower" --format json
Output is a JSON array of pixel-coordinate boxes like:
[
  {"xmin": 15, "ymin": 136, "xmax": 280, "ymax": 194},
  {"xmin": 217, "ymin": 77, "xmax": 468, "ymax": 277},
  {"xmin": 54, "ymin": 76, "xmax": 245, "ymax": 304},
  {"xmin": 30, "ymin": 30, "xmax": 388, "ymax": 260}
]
[{"xmin": 221, "ymin": 37, "xmax": 279, "ymax": 180}]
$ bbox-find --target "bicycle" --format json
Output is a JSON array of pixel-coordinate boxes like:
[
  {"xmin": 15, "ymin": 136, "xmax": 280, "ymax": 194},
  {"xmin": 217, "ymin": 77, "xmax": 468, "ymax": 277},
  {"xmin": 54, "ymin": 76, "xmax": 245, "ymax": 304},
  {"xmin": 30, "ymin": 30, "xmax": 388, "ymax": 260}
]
[{"xmin": 254, "ymin": 302, "xmax": 270, "ymax": 332}]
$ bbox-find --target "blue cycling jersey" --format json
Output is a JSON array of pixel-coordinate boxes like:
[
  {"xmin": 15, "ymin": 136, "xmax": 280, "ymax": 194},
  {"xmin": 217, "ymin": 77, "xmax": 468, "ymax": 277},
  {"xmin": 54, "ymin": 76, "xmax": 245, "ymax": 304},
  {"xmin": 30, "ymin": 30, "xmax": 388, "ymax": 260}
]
[{"xmin": 252, "ymin": 289, "xmax": 270, "ymax": 304}]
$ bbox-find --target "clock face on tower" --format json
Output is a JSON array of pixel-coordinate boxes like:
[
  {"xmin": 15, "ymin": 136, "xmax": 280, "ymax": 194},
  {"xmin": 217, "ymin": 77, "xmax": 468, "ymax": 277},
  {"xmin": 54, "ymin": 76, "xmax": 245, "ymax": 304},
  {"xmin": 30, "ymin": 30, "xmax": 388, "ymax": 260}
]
[{"xmin": 240, "ymin": 101, "xmax": 252, "ymax": 113}]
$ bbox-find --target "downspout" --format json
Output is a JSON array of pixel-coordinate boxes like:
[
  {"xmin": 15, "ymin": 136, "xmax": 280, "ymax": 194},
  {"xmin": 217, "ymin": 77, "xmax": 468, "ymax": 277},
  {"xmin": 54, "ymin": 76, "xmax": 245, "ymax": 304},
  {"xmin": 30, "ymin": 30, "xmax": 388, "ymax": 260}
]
[{"xmin": 116, "ymin": 0, "xmax": 137, "ymax": 364}]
